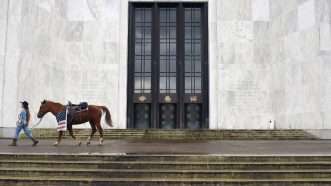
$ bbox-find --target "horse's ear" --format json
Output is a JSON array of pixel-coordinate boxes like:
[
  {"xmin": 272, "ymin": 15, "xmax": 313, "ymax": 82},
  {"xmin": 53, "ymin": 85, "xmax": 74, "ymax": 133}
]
[{"xmin": 41, "ymin": 100, "xmax": 46, "ymax": 104}]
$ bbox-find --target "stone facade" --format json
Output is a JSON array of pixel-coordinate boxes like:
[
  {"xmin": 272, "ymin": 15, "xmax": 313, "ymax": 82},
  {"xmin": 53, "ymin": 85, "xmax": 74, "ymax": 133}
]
[
  {"xmin": 0, "ymin": 0, "xmax": 330, "ymax": 133},
  {"xmin": 211, "ymin": 0, "xmax": 331, "ymax": 129}
]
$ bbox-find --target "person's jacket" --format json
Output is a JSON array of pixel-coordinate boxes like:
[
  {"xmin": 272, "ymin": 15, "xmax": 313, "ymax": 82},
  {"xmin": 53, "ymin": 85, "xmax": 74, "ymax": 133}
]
[{"xmin": 17, "ymin": 109, "xmax": 28, "ymax": 126}]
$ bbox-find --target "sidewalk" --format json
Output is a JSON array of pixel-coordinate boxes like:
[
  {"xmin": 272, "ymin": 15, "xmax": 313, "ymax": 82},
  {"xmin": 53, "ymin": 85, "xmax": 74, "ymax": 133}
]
[{"xmin": 1, "ymin": 139, "xmax": 331, "ymax": 155}]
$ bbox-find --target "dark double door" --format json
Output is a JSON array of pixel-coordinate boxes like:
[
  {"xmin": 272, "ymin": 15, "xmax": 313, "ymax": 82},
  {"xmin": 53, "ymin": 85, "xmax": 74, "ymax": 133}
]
[{"xmin": 127, "ymin": 3, "xmax": 209, "ymax": 129}]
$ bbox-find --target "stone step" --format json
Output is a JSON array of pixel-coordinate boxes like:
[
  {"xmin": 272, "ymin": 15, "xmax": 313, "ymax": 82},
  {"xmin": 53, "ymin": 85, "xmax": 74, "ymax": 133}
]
[
  {"xmin": 37, "ymin": 136, "xmax": 317, "ymax": 140},
  {"xmin": 55, "ymin": 137, "xmax": 315, "ymax": 141},
  {"xmin": 31, "ymin": 129, "xmax": 317, "ymax": 140},
  {"xmin": 41, "ymin": 135, "xmax": 314, "ymax": 138},
  {"xmin": 1, "ymin": 168, "xmax": 331, "ymax": 179},
  {"xmin": 1, "ymin": 160, "xmax": 331, "ymax": 170},
  {"xmin": 2, "ymin": 154, "xmax": 331, "ymax": 162},
  {"xmin": 1, "ymin": 154, "xmax": 331, "ymax": 185},
  {"xmin": 70, "ymin": 132, "xmax": 311, "ymax": 135},
  {"xmin": 1, "ymin": 176, "xmax": 331, "ymax": 186}
]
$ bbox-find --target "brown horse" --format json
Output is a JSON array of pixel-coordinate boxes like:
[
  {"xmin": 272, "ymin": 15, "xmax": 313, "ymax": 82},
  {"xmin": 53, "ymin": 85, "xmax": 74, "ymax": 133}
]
[{"xmin": 37, "ymin": 100, "xmax": 112, "ymax": 146}]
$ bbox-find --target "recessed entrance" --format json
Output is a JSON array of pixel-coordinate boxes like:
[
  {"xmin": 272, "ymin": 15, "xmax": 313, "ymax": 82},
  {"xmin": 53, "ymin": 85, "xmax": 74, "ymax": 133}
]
[{"xmin": 127, "ymin": 2, "xmax": 209, "ymax": 129}]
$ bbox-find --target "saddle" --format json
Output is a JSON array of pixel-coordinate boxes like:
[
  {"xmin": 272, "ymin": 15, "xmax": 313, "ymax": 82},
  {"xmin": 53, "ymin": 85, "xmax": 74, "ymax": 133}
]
[
  {"xmin": 68, "ymin": 101, "xmax": 88, "ymax": 112},
  {"xmin": 66, "ymin": 101, "xmax": 88, "ymax": 125}
]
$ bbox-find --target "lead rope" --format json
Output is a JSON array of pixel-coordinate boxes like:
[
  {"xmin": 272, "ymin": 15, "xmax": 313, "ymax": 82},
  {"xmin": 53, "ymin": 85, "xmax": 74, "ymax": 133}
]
[{"xmin": 31, "ymin": 118, "xmax": 43, "ymax": 129}]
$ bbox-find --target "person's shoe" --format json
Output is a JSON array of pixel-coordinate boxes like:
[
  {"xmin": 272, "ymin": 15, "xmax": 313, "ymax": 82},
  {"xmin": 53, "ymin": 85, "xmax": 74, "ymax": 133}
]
[
  {"xmin": 8, "ymin": 139, "xmax": 17, "ymax": 146},
  {"xmin": 32, "ymin": 139, "xmax": 39, "ymax": 146}
]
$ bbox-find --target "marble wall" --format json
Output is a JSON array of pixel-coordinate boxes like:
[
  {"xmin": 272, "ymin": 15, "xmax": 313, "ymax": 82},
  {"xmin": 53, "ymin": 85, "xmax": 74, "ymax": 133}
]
[
  {"xmin": 210, "ymin": 0, "xmax": 331, "ymax": 129},
  {"xmin": 0, "ymin": 0, "xmax": 330, "ymax": 131},
  {"xmin": 209, "ymin": 0, "xmax": 273, "ymax": 129},
  {"xmin": 0, "ymin": 0, "xmax": 128, "ymax": 132}
]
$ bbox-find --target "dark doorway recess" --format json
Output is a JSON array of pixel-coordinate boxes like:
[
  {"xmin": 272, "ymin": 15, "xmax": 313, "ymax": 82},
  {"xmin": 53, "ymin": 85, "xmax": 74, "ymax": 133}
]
[{"xmin": 127, "ymin": 2, "xmax": 209, "ymax": 129}]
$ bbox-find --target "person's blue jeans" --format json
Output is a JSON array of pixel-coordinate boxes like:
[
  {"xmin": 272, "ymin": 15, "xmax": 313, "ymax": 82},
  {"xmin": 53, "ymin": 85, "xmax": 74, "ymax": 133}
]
[{"xmin": 14, "ymin": 124, "xmax": 33, "ymax": 140}]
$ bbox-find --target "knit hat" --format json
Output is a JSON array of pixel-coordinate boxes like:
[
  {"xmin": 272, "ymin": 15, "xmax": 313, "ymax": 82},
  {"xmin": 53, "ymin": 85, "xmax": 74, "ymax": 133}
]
[{"xmin": 21, "ymin": 101, "xmax": 29, "ymax": 109}]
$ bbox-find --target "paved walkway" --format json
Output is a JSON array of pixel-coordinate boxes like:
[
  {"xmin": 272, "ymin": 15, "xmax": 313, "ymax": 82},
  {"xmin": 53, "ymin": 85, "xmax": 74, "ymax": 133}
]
[{"xmin": 1, "ymin": 139, "xmax": 331, "ymax": 155}]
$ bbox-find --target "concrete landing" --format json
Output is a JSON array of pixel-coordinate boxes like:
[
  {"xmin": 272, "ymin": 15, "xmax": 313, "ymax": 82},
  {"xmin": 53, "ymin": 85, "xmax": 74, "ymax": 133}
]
[{"xmin": 1, "ymin": 139, "xmax": 331, "ymax": 155}]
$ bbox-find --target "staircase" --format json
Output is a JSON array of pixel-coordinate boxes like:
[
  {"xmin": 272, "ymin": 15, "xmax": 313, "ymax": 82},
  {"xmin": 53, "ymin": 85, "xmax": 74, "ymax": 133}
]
[
  {"xmin": 31, "ymin": 129, "xmax": 318, "ymax": 140},
  {"xmin": 0, "ymin": 154, "xmax": 331, "ymax": 185}
]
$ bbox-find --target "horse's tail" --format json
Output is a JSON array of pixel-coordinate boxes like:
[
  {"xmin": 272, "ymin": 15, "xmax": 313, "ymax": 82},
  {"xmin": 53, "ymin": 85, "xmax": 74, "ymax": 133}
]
[{"xmin": 100, "ymin": 106, "xmax": 113, "ymax": 127}]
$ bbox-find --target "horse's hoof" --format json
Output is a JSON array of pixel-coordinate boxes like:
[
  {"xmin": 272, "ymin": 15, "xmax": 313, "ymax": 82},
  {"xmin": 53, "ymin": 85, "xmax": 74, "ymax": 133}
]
[
  {"xmin": 86, "ymin": 141, "xmax": 90, "ymax": 146},
  {"xmin": 77, "ymin": 142, "xmax": 82, "ymax": 146},
  {"xmin": 53, "ymin": 142, "xmax": 59, "ymax": 146}
]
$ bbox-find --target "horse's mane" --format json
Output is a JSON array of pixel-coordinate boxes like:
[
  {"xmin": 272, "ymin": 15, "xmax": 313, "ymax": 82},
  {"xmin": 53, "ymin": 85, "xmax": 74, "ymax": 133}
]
[{"xmin": 44, "ymin": 100, "xmax": 64, "ymax": 106}]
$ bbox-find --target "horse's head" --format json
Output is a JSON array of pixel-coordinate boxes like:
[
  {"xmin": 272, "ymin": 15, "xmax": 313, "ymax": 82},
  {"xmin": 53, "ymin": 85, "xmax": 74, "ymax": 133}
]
[{"xmin": 37, "ymin": 100, "xmax": 49, "ymax": 118}]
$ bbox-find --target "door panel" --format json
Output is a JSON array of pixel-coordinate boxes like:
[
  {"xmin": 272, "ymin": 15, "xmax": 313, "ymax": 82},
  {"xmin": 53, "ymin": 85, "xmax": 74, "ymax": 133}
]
[
  {"xmin": 134, "ymin": 8, "xmax": 152, "ymax": 94},
  {"xmin": 185, "ymin": 103, "xmax": 202, "ymax": 129},
  {"xmin": 159, "ymin": 7, "xmax": 177, "ymax": 94},
  {"xmin": 184, "ymin": 7, "xmax": 202, "ymax": 94},
  {"xmin": 160, "ymin": 104, "xmax": 177, "ymax": 129},
  {"xmin": 128, "ymin": 3, "xmax": 208, "ymax": 129},
  {"xmin": 134, "ymin": 104, "xmax": 151, "ymax": 129}
]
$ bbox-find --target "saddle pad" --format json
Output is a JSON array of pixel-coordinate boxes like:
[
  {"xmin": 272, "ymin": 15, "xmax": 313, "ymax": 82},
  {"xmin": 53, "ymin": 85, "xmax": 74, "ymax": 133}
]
[{"xmin": 56, "ymin": 111, "xmax": 67, "ymax": 132}]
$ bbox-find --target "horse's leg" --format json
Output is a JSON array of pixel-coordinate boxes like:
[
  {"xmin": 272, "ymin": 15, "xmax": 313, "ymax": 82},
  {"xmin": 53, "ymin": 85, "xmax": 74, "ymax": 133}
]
[
  {"xmin": 68, "ymin": 127, "xmax": 81, "ymax": 146},
  {"xmin": 95, "ymin": 122, "xmax": 104, "ymax": 146},
  {"xmin": 86, "ymin": 121, "xmax": 97, "ymax": 145},
  {"xmin": 54, "ymin": 131, "xmax": 63, "ymax": 146}
]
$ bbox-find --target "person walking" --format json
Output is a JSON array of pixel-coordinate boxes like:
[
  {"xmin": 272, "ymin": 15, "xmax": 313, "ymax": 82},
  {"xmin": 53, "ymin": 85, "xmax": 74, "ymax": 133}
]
[{"xmin": 9, "ymin": 101, "xmax": 39, "ymax": 146}]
